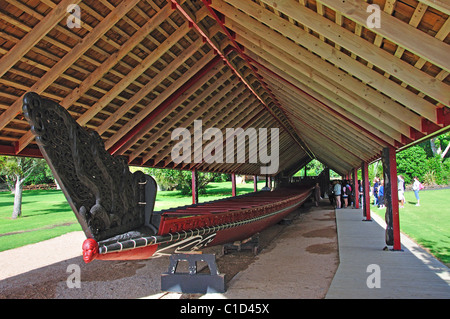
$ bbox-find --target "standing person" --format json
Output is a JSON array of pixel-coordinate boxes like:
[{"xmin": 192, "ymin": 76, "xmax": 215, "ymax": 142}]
[
  {"xmin": 333, "ymin": 180, "xmax": 342, "ymax": 209},
  {"xmin": 398, "ymin": 175, "xmax": 405, "ymax": 208},
  {"xmin": 358, "ymin": 180, "xmax": 363, "ymax": 207},
  {"xmin": 342, "ymin": 180, "xmax": 350, "ymax": 208},
  {"xmin": 373, "ymin": 178, "xmax": 379, "ymax": 207},
  {"xmin": 314, "ymin": 182, "xmax": 321, "ymax": 207},
  {"xmin": 348, "ymin": 180, "xmax": 354, "ymax": 207},
  {"xmin": 378, "ymin": 180, "xmax": 384, "ymax": 209},
  {"xmin": 412, "ymin": 176, "xmax": 422, "ymax": 206},
  {"xmin": 328, "ymin": 181, "xmax": 335, "ymax": 206}
]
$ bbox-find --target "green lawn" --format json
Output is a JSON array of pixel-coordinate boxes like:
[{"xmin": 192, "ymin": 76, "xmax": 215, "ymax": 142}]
[
  {"xmin": 0, "ymin": 181, "xmax": 266, "ymax": 251},
  {"xmin": 373, "ymin": 188, "xmax": 450, "ymax": 266}
]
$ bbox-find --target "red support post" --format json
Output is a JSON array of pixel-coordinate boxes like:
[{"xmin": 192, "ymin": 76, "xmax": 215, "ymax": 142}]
[
  {"xmin": 362, "ymin": 161, "xmax": 371, "ymax": 221},
  {"xmin": 382, "ymin": 146, "xmax": 401, "ymax": 251},
  {"xmin": 192, "ymin": 169, "xmax": 198, "ymax": 204},
  {"xmin": 231, "ymin": 173, "xmax": 236, "ymax": 197},
  {"xmin": 353, "ymin": 167, "xmax": 359, "ymax": 209}
]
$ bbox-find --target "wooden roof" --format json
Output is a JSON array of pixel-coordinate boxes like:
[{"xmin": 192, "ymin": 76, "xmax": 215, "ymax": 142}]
[{"xmin": 0, "ymin": 0, "xmax": 448, "ymax": 176}]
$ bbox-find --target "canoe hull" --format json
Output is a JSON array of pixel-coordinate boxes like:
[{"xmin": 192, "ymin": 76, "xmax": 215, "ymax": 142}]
[{"xmin": 86, "ymin": 188, "xmax": 311, "ymax": 262}]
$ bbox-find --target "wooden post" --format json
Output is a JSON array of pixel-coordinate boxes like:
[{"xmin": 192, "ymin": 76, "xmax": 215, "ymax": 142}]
[
  {"xmin": 382, "ymin": 146, "xmax": 401, "ymax": 251},
  {"xmin": 192, "ymin": 169, "xmax": 198, "ymax": 204},
  {"xmin": 231, "ymin": 173, "xmax": 236, "ymax": 197},
  {"xmin": 362, "ymin": 161, "xmax": 371, "ymax": 221},
  {"xmin": 253, "ymin": 175, "xmax": 257, "ymax": 192}
]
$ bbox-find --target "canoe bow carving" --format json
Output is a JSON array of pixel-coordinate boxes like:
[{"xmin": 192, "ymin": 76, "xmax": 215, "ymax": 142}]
[{"xmin": 22, "ymin": 92, "xmax": 157, "ymax": 242}]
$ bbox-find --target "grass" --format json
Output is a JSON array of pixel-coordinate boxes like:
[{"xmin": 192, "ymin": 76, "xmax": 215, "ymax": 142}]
[
  {"xmin": 0, "ymin": 181, "xmax": 266, "ymax": 251},
  {"xmin": 372, "ymin": 188, "xmax": 450, "ymax": 266}
]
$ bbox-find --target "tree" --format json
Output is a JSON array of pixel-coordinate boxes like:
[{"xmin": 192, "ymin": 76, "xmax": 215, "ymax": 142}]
[
  {"xmin": 132, "ymin": 167, "xmax": 229, "ymax": 194},
  {"xmin": 0, "ymin": 156, "xmax": 43, "ymax": 219},
  {"xmin": 396, "ymin": 146, "xmax": 427, "ymax": 184}
]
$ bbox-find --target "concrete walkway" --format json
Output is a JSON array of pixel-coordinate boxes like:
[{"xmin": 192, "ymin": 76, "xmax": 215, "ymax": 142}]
[{"xmin": 325, "ymin": 207, "xmax": 450, "ymax": 299}]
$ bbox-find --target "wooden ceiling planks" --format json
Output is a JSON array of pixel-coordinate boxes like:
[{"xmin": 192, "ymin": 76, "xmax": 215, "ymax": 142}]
[{"xmin": 0, "ymin": 0, "xmax": 448, "ymax": 176}]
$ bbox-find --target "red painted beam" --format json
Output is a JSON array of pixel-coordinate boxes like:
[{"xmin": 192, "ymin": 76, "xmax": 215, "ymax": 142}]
[
  {"xmin": 231, "ymin": 172, "xmax": 236, "ymax": 196},
  {"xmin": 0, "ymin": 144, "xmax": 42, "ymax": 158},
  {"xmin": 436, "ymin": 107, "xmax": 450, "ymax": 126},
  {"xmin": 421, "ymin": 118, "xmax": 442, "ymax": 135}
]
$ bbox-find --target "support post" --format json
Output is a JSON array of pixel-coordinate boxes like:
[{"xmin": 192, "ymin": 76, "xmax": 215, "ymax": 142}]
[
  {"xmin": 231, "ymin": 172, "xmax": 236, "ymax": 197},
  {"xmin": 382, "ymin": 146, "xmax": 401, "ymax": 251},
  {"xmin": 362, "ymin": 161, "xmax": 371, "ymax": 221},
  {"xmin": 353, "ymin": 167, "xmax": 359, "ymax": 209},
  {"xmin": 192, "ymin": 169, "xmax": 198, "ymax": 204},
  {"xmin": 253, "ymin": 175, "xmax": 257, "ymax": 192}
]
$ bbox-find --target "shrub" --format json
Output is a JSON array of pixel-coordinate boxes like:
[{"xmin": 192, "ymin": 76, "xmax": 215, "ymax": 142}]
[{"xmin": 396, "ymin": 146, "xmax": 427, "ymax": 184}]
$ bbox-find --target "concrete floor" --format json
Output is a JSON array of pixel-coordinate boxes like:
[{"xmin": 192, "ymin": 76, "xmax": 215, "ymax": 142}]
[{"xmin": 325, "ymin": 207, "xmax": 450, "ymax": 299}]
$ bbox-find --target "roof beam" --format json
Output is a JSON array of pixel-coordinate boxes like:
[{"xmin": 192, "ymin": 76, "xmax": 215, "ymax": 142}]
[
  {"xmin": 243, "ymin": 46, "xmax": 404, "ymax": 143},
  {"xmin": 15, "ymin": 3, "xmax": 174, "ymax": 153},
  {"xmin": 319, "ymin": 0, "xmax": 449, "ymax": 73},
  {"xmin": 107, "ymin": 51, "xmax": 219, "ymax": 155},
  {"xmin": 248, "ymin": 0, "xmax": 449, "ymax": 106},
  {"xmin": 81, "ymin": 21, "xmax": 193, "ymax": 131},
  {"xmin": 171, "ymin": 0, "xmax": 313, "ymax": 159},
  {"xmin": 245, "ymin": 51, "xmax": 395, "ymax": 147},
  {"xmin": 148, "ymin": 84, "xmax": 251, "ymax": 166},
  {"xmin": 270, "ymin": 80, "xmax": 381, "ymax": 156},
  {"xmin": 0, "ymin": 0, "xmax": 81, "ymax": 79},
  {"xmin": 417, "ymin": 0, "xmax": 450, "ymax": 16},
  {"xmin": 255, "ymin": 59, "xmax": 389, "ymax": 150},
  {"xmin": 0, "ymin": 0, "xmax": 141, "ymax": 132},
  {"xmin": 128, "ymin": 70, "xmax": 238, "ymax": 163},
  {"xmin": 216, "ymin": 0, "xmax": 439, "ymax": 123},
  {"xmin": 118, "ymin": 61, "xmax": 228, "ymax": 158},
  {"xmin": 219, "ymin": 15, "xmax": 411, "ymax": 140}
]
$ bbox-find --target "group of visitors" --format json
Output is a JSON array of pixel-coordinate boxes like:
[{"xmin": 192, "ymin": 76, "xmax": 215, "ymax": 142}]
[
  {"xmin": 372, "ymin": 177, "xmax": 385, "ymax": 208},
  {"xmin": 372, "ymin": 175, "xmax": 422, "ymax": 208},
  {"xmin": 328, "ymin": 175, "xmax": 423, "ymax": 210},
  {"xmin": 328, "ymin": 180, "xmax": 356, "ymax": 209}
]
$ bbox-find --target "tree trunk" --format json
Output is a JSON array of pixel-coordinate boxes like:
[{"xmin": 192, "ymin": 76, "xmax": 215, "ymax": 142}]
[
  {"xmin": 11, "ymin": 176, "xmax": 23, "ymax": 219},
  {"xmin": 441, "ymin": 143, "xmax": 450, "ymax": 159},
  {"xmin": 430, "ymin": 138, "xmax": 438, "ymax": 156}
]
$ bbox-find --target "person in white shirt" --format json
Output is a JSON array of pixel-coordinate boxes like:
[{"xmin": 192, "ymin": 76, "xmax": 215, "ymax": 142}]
[
  {"xmin": 397, "ymin": 175, "xmax": 405, "ymax": 208},
  {"xmin": 412, "ymin": 177, "xmax": 421, "ymax": 206}
]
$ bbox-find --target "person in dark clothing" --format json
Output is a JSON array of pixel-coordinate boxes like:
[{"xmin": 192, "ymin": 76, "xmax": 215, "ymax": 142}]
[{"xmin": 314, "ymin": 182, "xmax": 321, "ymax": 207}]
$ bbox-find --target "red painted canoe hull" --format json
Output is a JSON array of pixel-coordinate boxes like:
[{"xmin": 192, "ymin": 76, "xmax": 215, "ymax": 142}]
[{"xmin": 83, "ymin": 187, "xmax": 312, "ymax": 262}]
